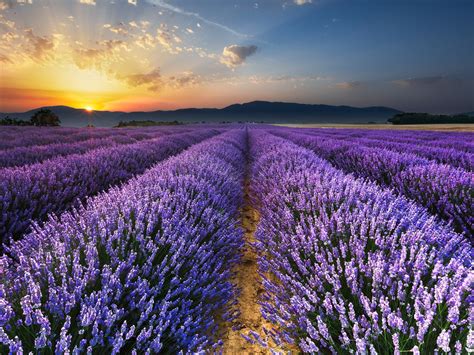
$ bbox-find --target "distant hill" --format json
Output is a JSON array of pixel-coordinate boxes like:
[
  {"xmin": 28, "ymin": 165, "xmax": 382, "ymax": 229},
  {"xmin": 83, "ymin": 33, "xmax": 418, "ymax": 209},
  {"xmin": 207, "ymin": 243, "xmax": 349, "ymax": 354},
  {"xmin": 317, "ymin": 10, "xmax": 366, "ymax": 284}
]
[
  {"xmin": 0, "ymin": 106, "xmax": 125, "ymax": 127},
  {"xmin": 0, "ymin": 101, "xmax": 402, "ymax": 127}
]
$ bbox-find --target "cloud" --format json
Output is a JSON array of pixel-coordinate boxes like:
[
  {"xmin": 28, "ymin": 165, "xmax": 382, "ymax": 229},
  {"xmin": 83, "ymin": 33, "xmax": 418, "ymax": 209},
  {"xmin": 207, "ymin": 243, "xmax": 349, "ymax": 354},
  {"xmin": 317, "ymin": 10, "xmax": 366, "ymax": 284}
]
[
  {"xmin": 335, "ymin": 81, "xmax": 361, "ymax": 89},
  {"xmin": 121, "ymin": 69, "xmax": 162, "ymax": 91},
  {"xmin": 102, "ymin": 22, "xmax": 181, "ymax": 53},
  {"xmin": 248, "ymin": 74, "xmax": 329, "ymax": 84},
  {"xmin": 0, "ymin": 53, "xmax": 11, "ymax": 63},
  {"xmin": 294, "ymin": 0, "xmax": 312, "ymax": 5},
  {"xmin": 392, "ymin": 76, "xmax": 444, "ymax": 87},
  {"xmin": 0, "ymin": 0, "xmax": 32, "ymax": 10},
  {"xmin": 24, "ymin": 28, "xmax": 55, "ymax": 61},
  {"xmin": 0, "ymin": 14, "xmax": 15, "ymax": 31},
  {"xmin": 135, "ymin": 33, "xmax": 156, "ymax": 49},
  {"xmin": 128, "ymin": 0, "xmax": 137, "ymax": 5},
  {"xmin": 118, "ymin": 69, "xmax": 203, "ymax": 91},
  {"xmin": 1, "ymin": 31, "xmax": 18, "ymax": 42},
  {"xmin": 104, "ymin": 23, "xmax": 129, "ymax": 36},
  {"xmin": 0, "ymin": 1, "xmax": 10, "ymax": 11},
  {"xmin": 79, "ymin": 0, "xmax": 96, "ymax": 5},
  {"xmin": 145, "ymin": 0, "xmax": 248, "ymax": 38},
  {"xmin": 220, "ymin": 44, "xmax": 258, "ymax": 68},
  {"xmin": 168, "ymin": 71, "xmax": 201, "ymax": 88},
  {"xmin": 156, "ymin": 25, "xmax": 181, "ymax": 53},
  {"xmin": 72, "ymin": 40, "xmax": 129, "ymax": 70}
]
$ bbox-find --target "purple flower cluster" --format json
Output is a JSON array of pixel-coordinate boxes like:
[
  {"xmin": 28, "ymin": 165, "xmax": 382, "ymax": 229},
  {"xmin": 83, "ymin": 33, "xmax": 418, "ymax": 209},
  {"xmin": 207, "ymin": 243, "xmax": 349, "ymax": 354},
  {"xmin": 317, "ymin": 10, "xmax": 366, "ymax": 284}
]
[
  {"xmin": 0, "ymin": 129, "xmax": 219, "ymax": 245},
  {"xmin": 0, "ymin": 135, "xmax": 138, "ymax": 169},
  {"xmin": 0, "ymin": 126, "xmax": 192, "ymax": 151},
  {"xmin": 0, "ymin": 129, "xmax": 245, "ymax": 353},
  {"xmin": 295, "ymin": 128, "xmax": 474, "ymax": 171},
  {"xmin": 351, "ymin": 137, "xmax": 473, "ymax": 171},
  {"xmin": 272, "ymin": 129, "xmax": 474, "ymax": 237},
  {"xmin": 300, "ymin": 128, "xmax": 474, "ymax": 153},
  {"xmin": 0, "ymin": 127, "xmax": 127, "ymax": 150},
  {"xmin": 250, "ymin": 130, "xmax": 472, "ymax": 353}
]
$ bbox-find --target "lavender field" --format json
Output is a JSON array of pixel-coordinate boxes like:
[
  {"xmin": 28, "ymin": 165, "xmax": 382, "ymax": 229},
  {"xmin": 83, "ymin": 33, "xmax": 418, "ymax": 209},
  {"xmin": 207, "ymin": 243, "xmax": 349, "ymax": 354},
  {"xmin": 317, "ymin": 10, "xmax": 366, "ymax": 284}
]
[{"xmin": 0, "ymin": 125, "xmax": 472, "ymax": 354}]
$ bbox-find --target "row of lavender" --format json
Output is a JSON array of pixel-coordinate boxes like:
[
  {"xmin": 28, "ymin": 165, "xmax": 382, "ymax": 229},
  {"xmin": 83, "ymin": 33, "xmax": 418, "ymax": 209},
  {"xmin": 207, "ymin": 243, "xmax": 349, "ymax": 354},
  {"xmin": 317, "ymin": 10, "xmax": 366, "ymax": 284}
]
[
  {"xmin": 250, "ymin": 130, "xmax": 472, "ymax": 353},
  {"xmin": 0, "ymin": 125, "xmax": 231, "ymax": 152},
  {"xmin": 0, "ymin": 128, "xmax": 219, "ymax": 246},
  {"xmin": 0, "ymin": 129, "xmax": 246, "ymax": 353},
  {"xmin": 298, "ymin": 130, "xmax": 474, "ymax": 171},
  {"xmin": 297, "ymin": 128, "xmax": 474, "ymax": 170},
  {"xmin": 302, "ymin": 128, "xmax": 474, "ymax": 153},
  {"xmin": 0, "ymin": 126, "xmax": 167, "ymax": 151},
  {"xmin": 0, "ymin": 132, "xmax": 156, "ymax": 169},
  {"xmin": 272, "ymin": 129, "xmax": 473, "ymax": 237}
]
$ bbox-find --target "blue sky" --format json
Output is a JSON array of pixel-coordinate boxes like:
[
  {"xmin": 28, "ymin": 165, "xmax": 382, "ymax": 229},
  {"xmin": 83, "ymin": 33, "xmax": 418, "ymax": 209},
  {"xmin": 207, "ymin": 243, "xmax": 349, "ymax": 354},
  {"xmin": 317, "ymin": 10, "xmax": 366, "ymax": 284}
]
[{"xmin": 0, "ymin": 0, "xmax": 473, "ymax": 113}]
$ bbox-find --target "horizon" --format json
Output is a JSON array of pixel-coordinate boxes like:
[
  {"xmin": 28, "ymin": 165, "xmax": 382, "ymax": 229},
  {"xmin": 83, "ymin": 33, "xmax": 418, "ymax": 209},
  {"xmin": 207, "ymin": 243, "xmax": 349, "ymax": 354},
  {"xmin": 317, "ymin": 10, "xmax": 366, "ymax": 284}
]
[
  {"xmin": 2, "ymin": 99, "xmax": 406, "ymax": 114},
  {"xmin": 1, "ymin": 0, "xmax": 473, "ymax": 115}
]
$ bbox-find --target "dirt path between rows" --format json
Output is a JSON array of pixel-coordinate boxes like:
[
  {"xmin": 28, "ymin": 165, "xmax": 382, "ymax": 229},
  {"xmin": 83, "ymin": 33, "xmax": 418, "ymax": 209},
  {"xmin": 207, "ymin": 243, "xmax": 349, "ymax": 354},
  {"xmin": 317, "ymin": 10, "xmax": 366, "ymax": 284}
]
[
  {"xmin": 221, "ymin": 181, "xmax": 299, "ymax": 354},
  {"xmin": 222, "ymin": 181, "xmax": 268, "ymax": 354}
]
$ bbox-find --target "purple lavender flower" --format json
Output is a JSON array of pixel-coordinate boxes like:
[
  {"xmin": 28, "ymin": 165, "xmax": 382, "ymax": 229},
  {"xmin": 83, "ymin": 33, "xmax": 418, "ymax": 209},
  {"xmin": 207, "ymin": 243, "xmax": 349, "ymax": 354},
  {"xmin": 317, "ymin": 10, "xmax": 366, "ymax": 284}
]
[
  {"xmin": 249, "ymin": 129, "xmax": 471, "ymax": 353},
  {"xmin": 0, "ymin": 129, "xmax": 246, "ymax": 353}
]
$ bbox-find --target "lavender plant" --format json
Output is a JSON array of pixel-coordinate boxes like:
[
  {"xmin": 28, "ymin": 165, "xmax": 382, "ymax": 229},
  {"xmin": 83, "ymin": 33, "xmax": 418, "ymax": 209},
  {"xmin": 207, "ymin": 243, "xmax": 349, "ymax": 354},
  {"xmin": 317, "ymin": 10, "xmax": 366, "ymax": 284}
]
[
  {"xmin": 0, "ymin": 129, "xmax": 219, "ymax": 245},
  {"xmin": 273, "ymin": 129, "xmax": 474, "ymax": 237},
  {"xmin": 297, "ymin": 128, "xmax": 474, "ymax": 153},
  {"xmin": 250, "ymin": 130, "xmax": 472, "ymax": 353},
  {"xmin": 0, "ymin": 130, "xmax": 246, "ymax": 353},
  {"xmin": 346, "ymin": 137, "xmax": 474, "ymax": 171},
  {"xmin": 0, "ymin": 136, "xmax": 140, "ymax": 169}
]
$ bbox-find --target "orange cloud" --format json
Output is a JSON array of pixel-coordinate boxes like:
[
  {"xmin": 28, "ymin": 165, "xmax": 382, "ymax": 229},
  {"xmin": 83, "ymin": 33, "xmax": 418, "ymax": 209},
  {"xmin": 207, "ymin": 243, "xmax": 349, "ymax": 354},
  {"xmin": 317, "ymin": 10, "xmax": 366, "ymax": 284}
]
[
  {"xmin": 24, "ymin": 28, "xmax": 55, "ymax": 61},
  {"xmin": 121, "ymin": 69, "xmax": 162, "ymax": 91}
]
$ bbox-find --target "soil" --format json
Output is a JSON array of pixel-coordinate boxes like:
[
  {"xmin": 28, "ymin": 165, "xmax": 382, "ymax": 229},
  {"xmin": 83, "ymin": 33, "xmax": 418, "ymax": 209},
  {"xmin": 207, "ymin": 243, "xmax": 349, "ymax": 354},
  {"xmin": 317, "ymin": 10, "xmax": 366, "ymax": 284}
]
[{"xmin": 221, "ymin": 182, "xmax": 299, "ymax": 354}]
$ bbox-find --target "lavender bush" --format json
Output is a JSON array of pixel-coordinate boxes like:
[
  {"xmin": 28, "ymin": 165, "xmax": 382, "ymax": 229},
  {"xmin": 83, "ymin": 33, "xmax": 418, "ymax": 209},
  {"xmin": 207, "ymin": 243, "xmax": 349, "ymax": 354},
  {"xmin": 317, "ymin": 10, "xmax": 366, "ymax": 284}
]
[
  {"xmin": 0, "ymin": 127, "xmax": 123, "ymax": 150},
  {"xmin": 250, "ymin": 130, "xmax": 472, "ymax": 353},
  {"xmin": 0, "ymin": 129, "xmax": 219, "ymax": 245},
  {"xmin": 273, "ymin": 130, "xmax": 474, "ymax": 237},
  {"xmin": 298, "ymin": 128, "xmax": 474, "ymax": 153},
  {"xmin": 0, "ymin": 136, "xmax": 140, "ymax": 169},
  {"xmin": 0, "ymin": 125, "xmax": 471, "ymax": 353},
  {"xmin": 348, "ymin": 137, "xmax": 474, "ymax": 171},
  {"xmin": 0, "ymin": 129, "xmax": 246, "ymax": 353}
]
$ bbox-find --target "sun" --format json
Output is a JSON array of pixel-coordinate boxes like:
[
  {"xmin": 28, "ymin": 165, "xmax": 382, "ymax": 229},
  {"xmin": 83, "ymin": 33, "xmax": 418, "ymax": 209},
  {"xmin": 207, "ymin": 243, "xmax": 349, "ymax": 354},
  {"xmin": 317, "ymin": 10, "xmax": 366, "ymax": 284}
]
[{"xmin": 85, "ymin": 106, "xmax": 93, "ymax": 112}]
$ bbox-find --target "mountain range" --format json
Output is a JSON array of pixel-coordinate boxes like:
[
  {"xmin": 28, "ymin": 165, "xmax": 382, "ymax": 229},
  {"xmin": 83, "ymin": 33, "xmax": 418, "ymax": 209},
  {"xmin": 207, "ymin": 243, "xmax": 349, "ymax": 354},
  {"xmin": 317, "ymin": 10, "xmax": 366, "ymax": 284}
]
[{"xmin": 0, "ymin": 101, "xmax": 404, "ymax": 127}]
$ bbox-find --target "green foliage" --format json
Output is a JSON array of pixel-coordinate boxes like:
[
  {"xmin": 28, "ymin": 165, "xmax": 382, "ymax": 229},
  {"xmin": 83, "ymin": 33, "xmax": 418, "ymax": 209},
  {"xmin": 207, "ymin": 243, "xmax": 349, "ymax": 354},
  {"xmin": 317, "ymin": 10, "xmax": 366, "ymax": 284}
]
[
  {"xmin": 0, "ymin": 116, "xmax": 33, "ymax": 126},
  {"xmin": 389, "ymin": 112, "xmax": 474, "ymax": 125},
  {"xmin": 30, "ymin": 109, "xmax": 61, "ymax": 127},
  {"xmin": 116, "ymin": 120, "xmax": 182, "ymax": 127}
]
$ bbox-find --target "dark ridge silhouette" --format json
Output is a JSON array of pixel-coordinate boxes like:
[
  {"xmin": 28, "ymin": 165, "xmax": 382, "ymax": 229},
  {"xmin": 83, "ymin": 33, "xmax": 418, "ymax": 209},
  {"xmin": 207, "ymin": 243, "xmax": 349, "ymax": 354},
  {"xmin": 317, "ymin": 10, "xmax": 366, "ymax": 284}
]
[{"xmin": 0, "ymin": 101, "xmax": 402, "ymax": 127}]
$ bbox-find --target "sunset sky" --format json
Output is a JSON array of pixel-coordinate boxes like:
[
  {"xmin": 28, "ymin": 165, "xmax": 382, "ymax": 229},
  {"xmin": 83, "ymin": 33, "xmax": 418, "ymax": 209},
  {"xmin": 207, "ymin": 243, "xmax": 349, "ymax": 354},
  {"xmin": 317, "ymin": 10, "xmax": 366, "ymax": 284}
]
[{"xmin": 0, "ymin": 0, "xmax": 473, "ymax": 113}]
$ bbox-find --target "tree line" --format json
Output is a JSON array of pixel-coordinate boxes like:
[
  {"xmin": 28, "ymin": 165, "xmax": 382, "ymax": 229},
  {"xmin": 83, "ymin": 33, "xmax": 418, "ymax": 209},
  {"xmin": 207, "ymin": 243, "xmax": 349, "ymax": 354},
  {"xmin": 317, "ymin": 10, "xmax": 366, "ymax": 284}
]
[
  {"xmin": 0, "ymin": 109, "xmax": 61, "ymax": 126},
  {"xmin": 389, "ymin": 112, "xmax": 474, "ymax": 125},
  {"xmin": 115, "ymin": 120, "xmax": 182, "ymax": 127}
]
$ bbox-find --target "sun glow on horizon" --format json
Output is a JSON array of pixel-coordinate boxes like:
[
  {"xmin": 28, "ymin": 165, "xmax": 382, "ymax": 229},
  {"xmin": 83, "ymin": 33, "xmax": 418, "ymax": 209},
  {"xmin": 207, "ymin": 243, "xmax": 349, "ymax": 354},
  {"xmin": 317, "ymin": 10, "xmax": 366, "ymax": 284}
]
[
  {"xmin": 0, "ymin": 0, "xmax": 472, "ymax": 114},
  {"xmin": 84, "ymin": 106, "xmax": 93, "ymax": 112}
]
